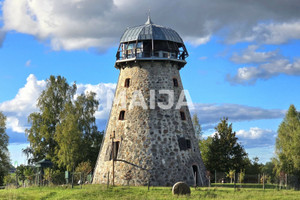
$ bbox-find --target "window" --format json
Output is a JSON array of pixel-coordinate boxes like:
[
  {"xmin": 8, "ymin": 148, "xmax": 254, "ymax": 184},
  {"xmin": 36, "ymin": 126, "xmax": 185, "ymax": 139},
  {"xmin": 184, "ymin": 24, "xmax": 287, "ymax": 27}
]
[
  {"xmin": 173, "ymin": 78, "xmax": 179, "ymax": 87},
  {"xmin": 178, "ymin": 137, "xmax": 187, "ymax": 151},
  {"xmin": 180, "ymin": 111, "xmax": 186, "ymax": 120},
  {"xmin": 178, "ymin": 138, "xmax": 191, "ymax": 151},
  {"xmin": 110, "ymin": 141, "xmax": 120, "ymax": 160},
  {"xmin": 186, "ymin": 140, "xmax": 191, "ymax": 149},
  {"xmin": 119, "ymin": 111, "xmax": 125, "ymax": 120},
  {"xmin": 124, "ymin": 78, "xmax": 130, "ymax": 88}
]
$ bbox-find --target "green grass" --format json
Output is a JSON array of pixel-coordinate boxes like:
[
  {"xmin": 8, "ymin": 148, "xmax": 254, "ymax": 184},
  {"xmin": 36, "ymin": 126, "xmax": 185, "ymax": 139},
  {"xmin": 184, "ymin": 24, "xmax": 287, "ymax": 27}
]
[{"xmin": 0, "ymin": 184, "xmax": 299, "ymax": 200}]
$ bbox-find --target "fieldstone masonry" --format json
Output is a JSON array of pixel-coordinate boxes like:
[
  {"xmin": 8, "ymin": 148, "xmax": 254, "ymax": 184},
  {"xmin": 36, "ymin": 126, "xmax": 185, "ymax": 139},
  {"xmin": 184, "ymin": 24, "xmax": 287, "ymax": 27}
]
[{"xmin": 93, "ymin": 61, "xmax": 208, "ymax": 186}]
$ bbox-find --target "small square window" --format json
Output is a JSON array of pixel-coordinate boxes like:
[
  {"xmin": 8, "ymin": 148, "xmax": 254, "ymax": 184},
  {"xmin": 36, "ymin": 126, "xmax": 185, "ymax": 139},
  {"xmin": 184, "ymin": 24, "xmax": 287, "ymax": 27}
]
[
  {"xmin": 124, "ymin": 78, "xmax": 130, "ymax": 88},
  {"xmin": 119, "ymin": 111, "xmax": 125, "ymax": 120},
  {"xmin": 178, "ymin": 137, "xmax": 187, "ymax": 151},
  {"xmin": 173, "ymin": 78, "xmax": 178, "ymax": 87},
  {"xmin": 180, "ymin": 111, "xmax": 186, "ymax": 120}
]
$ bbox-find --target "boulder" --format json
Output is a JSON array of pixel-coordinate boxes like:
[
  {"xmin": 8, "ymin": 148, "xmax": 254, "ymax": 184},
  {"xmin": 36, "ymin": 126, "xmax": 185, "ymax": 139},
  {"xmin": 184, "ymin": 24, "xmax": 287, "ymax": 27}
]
[{"xmin": 172, "ymin": 182, "xmax": 191, "ymax": 195}]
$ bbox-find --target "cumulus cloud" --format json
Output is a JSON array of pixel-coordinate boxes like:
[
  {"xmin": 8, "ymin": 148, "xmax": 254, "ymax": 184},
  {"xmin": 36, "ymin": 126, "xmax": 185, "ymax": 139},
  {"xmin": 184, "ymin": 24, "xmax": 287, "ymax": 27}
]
[
  {"xmin": 227, "ymin": 58, "xmax": 300, "ymax": 85},
  {"xmin": 1, "ymin": 0, "xmax": 300, "ymax": 51},
  {"xmin": 231, "ymin": 45, "xmax": 279, "ymax": 64},
  {"xmin": 76, "ymin": 83, "xmax": 116, "ymax": 120},
  {"xmin": 191, "ymin": 103, "xmax": 285, "ymax": 130},
  {"xmin": 0, "ymin": 74, "xmax": 116, "ymax": 140},
  {"xmin": 230, "ymin": 21, "xmax": 300, "ymax": 45},
  {"xmin": 236, "ymin": 127, "xmax": 277, "ymax": 148}
]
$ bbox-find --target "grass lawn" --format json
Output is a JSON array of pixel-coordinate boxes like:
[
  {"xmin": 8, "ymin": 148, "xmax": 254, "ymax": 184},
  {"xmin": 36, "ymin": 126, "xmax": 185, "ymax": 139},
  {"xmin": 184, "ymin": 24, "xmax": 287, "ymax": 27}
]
[{"xmin": 0, "ymin": 184, "xmax": 299, "ymax": 200}]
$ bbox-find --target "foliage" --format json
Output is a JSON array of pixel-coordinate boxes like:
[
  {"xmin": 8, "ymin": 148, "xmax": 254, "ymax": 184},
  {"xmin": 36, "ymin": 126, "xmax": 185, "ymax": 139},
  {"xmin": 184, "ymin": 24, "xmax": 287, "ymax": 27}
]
[
  {"xmin": 3, "ymin": 174, "xmax": 15, "ymax": 185},
  {"xmin": 16, "ymin": 165, "xmax": 27, "ymax": 185},
  {"xmin": 75, "ymin": 161, "xmax": 92, "ymax": 182},
  {"xmin": 25, "ymin": 75, "xmax": 103, "ymax": 170},
  {"xmin": 0, "ymin": 112, "xmax": 10, "ymax": 186},
  {"xmin": 239, "ymin": 169, "xmax": 245, "ymax": 183},
  {"xmin": 24, "ymin": 167, "xmax": 35, "ymax": 184},
  {"xmin": 55, "ymin": 103, "xmax": 83, "ymax": 171},
  {"xmin": 205, "ymin": 118, "xmax": 248, "ymax": 173},
  {"xmin": 276, "ymin": 104, "xmax": 300, "ymax": 175},
  {"xmin": 192, "ymin": 113, "xmax": 202, "ymax": 140},
  {"xmin": 261, "ymin": 161, "xmax": 276, "ymax": 183},
  {"xmin": 44, "ymin": 168, "xmax": 51, "ymax": 183},
  {"xmin": 226, "ymin": 169, "xmax": 235, "ymax": 183},
  {"xmin": 244, "ymin": 157, "xmax": 262, "ymax": 175},
  {"xmin": 199, "ymin": 136, "xmax": 213, "ymax": 167}
]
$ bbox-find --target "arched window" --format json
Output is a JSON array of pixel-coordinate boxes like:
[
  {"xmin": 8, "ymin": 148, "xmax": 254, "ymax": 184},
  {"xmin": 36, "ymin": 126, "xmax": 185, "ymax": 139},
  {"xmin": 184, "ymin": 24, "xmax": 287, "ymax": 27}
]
[
  {"xmin": 124, "ymin": 78, "xmax": 130, "ymax": 88},
  {"xmin": 173, "ymin": 78, "xmax": 179, "ymax": 87},
  {"xmin": 119, "ymin": 111, "xmax": 125, "ymax": 120}
]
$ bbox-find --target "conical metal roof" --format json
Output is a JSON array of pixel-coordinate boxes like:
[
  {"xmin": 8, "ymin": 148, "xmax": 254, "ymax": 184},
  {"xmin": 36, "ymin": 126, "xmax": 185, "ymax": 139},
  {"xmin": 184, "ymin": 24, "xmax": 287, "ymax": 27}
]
[{"xmin": 120, "ymin": 17, "xmax": 184, "ymax": 44}]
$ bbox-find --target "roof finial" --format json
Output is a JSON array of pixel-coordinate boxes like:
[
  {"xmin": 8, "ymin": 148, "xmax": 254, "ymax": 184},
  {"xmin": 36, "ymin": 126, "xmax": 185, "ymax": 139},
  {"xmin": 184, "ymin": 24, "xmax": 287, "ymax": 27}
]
[{"xmin": 145, "ymin": 9, "xmax": 153, "ymax": 25}]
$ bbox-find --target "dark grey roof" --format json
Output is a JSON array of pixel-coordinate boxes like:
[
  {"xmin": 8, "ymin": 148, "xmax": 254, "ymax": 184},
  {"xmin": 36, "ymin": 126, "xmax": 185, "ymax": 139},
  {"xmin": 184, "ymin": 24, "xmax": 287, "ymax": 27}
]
[{"xmin": 120, "ymin": 17, "xmax": 184, "ymax": 44}]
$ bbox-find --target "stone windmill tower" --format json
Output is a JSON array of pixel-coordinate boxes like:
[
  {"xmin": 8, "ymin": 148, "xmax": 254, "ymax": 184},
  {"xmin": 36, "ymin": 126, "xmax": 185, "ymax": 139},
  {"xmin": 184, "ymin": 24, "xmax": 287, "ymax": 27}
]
[{"xmin": 93, "ymin": 16, "xmax": 207, "ymax": 186}]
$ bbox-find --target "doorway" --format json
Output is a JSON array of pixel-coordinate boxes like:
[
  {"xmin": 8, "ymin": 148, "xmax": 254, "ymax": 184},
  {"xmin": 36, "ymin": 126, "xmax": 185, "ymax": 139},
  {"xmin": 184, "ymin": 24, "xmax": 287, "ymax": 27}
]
[{"xmin": 192, "ymin": 165, "xmax": 198, "ymax": 185}]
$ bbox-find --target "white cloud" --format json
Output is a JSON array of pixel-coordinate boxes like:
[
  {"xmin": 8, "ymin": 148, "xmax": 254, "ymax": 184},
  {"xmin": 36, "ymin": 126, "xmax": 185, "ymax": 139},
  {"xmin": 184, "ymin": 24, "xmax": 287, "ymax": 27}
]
[
  {"xmin": 231, "ymin": 45, "xmax": 279, "ymax": 64},
  {"xmin": 230, "ymin": 21, "xmax": 300, "ymax": 44},
  {"xmin": 76, "ymin": 83, "xmax": 116, "ymax": 119},
  {"xmin": 227, "ymin": 58, "xmax": 300, "ymax": 85},
  {"xmin": 0, "ymin": 74, "xmax": 116, "ymax": 134},
  {"xmin": 236, "ymin": 127, "xmax": 273, "ymax": 139},
  {"xmin": 2, "ymin": 0, "xmax": 300, "ymax": 51},
  {"xmin": 236, "ymin": 127, "xmax": 277, "ymax": 148},
  {"xmin": 191, "ymin": 103, "xmax": 285, "ymax": 130}
]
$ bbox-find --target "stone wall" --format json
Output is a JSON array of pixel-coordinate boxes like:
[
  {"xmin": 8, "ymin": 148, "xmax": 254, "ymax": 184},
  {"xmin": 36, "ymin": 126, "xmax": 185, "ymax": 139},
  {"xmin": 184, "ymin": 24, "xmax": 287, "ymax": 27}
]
[{"xmin": 93, "ymin": 61, "xmax": 207, "ymax": 186}]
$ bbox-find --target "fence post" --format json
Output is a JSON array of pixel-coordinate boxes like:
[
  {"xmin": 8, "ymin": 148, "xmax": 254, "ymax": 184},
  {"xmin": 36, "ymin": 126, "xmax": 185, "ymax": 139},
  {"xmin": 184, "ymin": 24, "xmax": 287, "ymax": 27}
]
[
  {"xmin": 209, "ymin": 176, "xmax": 211, "ymax": 187},
  {"xmin": 234, "ymin": 173, "xmax": 236, "ymax": 191},
  {"xmin": 71, "ymin": 170, "xmax": 74, "ymax": 189},
  {"xmin": 215, "ymin": 170, "xmax": 217, "ymax": 183},
  {"xmin": 285, "ymin": 174, "xmax": 287, "ymax": 189},
  {"xmin": 263, "ymin": 173, "xmax": 265, "ymax": 190},
  {"xmin": 80, "ymin": 172, "xmax": 82, "ymax": 189}
]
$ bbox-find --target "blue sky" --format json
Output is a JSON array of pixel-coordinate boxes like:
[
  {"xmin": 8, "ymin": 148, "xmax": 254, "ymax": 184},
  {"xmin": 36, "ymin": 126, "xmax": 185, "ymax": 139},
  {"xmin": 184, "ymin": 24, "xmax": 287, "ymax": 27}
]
[{"xmin": 0, "ymin": 0, "xmax": 300, "ymax": 166}]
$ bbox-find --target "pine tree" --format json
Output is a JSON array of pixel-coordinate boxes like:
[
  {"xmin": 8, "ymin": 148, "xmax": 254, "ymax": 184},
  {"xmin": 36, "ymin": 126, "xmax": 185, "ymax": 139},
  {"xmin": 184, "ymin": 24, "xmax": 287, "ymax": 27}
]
[{"xmin": 206, "ymin": 118, "xmax": 247, "ymax": 172}]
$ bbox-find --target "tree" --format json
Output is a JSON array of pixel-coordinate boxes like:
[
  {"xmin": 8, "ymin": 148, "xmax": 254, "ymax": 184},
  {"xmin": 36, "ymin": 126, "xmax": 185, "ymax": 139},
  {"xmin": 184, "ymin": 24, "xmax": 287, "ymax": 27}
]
[
  {"xmin": 75, "ymin": 161, "xmax": 92, "ymax": 182},
  {"xmin": 26, "ymin": 75, "xmax": 76, "ymax": 163},
  {"xmin": 55, "ymin": 102, "xmax": 83, "ymax": 171},
  {"xmin": 16, "ymin": 165, "xmax": 27, "ymax": 187},
  {"xmin": 26, "ymin": 75, "xmax": 103, "ymax": 170},
  {"xmin": 0, "ymin": 112, "xmax": 10, "ymax": 186},
  {"xmin": 276, "ymin": 104, "xmax": 300, "ymax": 175},
  {"xmin": 199, "ymin": 136, "xmax": 213, "ymax": 167},
  {"xmin": 261, "ymin": 161, "xmax": 276, "ymax": 183},
  {"xmin": 244, "ymin": 157, "xmax": 262, "ymax": 175},
  {"xmin": 192, "ymin": 114, "xmax": 202, "ymax": 140},
  {"xmin": 226, "ymin": 169, "xmax": 235, "ymax": 183},
  {"xmin": 74, "ymin": 93, "xmax": 103, "ymax": 168},
  {"xmin": 24, "ymin": 167, "xmax": 34, "ymax": 185},
  {"xmin": 206, "ymin": 118, "xmax": 248, "ymax": 172}
]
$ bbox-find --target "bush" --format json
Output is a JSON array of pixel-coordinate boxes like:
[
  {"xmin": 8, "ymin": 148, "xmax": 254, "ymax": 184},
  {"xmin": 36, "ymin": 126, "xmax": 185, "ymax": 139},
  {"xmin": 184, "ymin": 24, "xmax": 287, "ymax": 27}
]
[{"xmin": 4, "ymin": 174, "xmax": 16, "ymax": 185}]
